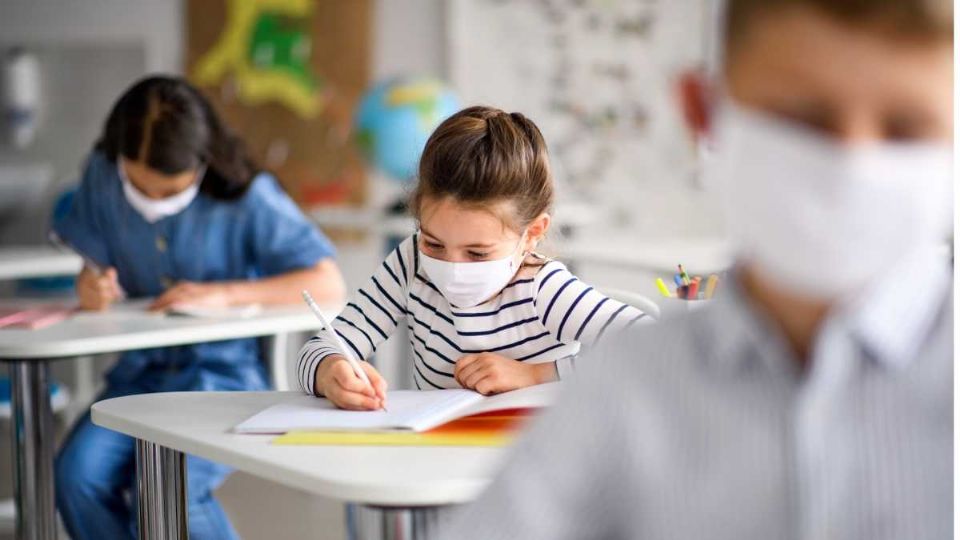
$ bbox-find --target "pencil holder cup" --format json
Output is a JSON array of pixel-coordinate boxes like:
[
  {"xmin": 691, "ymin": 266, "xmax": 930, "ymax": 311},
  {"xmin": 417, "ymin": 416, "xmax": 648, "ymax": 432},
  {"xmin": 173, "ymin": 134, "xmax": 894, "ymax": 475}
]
[{"xmin": 656, "ymin": 297, "xmax": 711, "ymax": 320}]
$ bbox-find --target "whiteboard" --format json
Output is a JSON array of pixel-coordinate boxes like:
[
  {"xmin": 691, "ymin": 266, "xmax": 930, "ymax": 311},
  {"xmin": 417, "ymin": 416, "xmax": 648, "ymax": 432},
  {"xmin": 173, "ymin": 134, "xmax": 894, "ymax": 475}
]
[{"xmin": 448, "ymin": 0, "xmax": 710, "ymax": 223}]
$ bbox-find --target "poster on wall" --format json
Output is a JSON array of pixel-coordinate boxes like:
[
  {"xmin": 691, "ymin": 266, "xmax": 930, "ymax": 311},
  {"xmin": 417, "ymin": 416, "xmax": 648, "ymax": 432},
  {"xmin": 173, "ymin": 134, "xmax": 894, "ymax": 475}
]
[
  {"xmin": 186, "ymin": 0, "xmax": 372, "ymax": 208},
  {"xmin": 447, "ymin": 0, "xmax": 712, "ymax": 232}
]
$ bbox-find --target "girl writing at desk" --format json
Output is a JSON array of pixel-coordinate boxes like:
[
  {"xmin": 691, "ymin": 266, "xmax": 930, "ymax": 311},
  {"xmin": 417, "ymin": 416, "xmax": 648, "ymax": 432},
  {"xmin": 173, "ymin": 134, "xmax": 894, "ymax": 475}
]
[
  {"xmin": 53, "ymin": 76, "xmax": 345, "ymax": 540},
  {"xmin": 297, "ymin": 106, "xmax": 652, "ymax": 410}
]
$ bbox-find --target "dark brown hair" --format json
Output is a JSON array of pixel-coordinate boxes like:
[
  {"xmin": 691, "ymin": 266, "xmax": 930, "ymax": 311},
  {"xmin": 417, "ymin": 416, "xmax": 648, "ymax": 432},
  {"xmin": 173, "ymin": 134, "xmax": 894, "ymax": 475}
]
[
  {"xmin": 96, "ymin": 75, "xmax": 257, "ymax": 200},
  {"xmin": 726, "ymin": 0, "xmax": 953, "ymax": 49},
  {"xmin": 412, "ymin": 105, "xmax": 554, "ymax": 233}
]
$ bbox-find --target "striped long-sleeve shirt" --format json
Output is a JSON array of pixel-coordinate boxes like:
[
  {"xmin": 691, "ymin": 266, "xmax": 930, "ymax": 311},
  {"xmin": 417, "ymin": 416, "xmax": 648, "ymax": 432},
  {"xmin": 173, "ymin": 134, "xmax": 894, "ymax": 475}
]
[{"xmin": 297, "ymin": 234, "xmax": 649, "ymax": 394}]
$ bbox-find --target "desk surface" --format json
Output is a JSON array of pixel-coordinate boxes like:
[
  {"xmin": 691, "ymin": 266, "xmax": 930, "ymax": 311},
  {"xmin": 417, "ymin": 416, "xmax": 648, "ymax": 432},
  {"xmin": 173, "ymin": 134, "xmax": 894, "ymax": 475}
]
[
  {"xmin": 92, "ymin": 391, "xmax": 505, "ymax": 506},
  {"xmin": 0, "ymin": 300, "xmax": 333, "ymax": 360},
  {"xmin": 0, "ymin": 246, "xmax": 82, "ymax": 281},
  {"xmin": 556, "ymin": 236, "xmax": 732, "ymax": 274}
]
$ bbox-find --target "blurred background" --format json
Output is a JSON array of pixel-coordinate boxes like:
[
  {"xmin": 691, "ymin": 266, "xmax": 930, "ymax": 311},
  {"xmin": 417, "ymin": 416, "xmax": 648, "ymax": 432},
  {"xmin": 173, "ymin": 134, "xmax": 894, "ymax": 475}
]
[{"xmin": 0, "ymin": 1, "xmax": 727, "ymax": 538}]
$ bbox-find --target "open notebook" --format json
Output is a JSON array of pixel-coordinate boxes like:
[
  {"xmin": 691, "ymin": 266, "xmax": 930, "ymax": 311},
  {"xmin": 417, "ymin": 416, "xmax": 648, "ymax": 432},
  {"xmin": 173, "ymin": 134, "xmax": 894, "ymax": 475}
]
[{"xmin": 234, "ymin": 382, "xmax": 560, "ymax": 434}]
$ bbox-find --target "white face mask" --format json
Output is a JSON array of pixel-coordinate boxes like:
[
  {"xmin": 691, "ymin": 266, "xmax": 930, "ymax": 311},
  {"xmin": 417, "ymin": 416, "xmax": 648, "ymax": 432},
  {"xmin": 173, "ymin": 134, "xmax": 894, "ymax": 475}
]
[
  {"xmin": 419, "ymin": 236, "xmax": 526, "ymax": 308},
  {"xmin": 704, "ymin": 101, "xmax": 952, "ymax": 299},
  {"xmin": 118, "ymin": 159, "xmax": 203, "ymax": 223}
]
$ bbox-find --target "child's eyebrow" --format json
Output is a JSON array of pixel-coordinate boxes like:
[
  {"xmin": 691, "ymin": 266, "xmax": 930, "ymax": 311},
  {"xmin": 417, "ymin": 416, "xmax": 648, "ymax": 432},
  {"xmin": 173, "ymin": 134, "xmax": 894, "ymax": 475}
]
[
  {"xmin": 419, "ymin": 227, "xmax": 441, "ymax": 242},
  {"xmin": 419, "ymin": 228, "xmax": 498, "ymax": 249}
]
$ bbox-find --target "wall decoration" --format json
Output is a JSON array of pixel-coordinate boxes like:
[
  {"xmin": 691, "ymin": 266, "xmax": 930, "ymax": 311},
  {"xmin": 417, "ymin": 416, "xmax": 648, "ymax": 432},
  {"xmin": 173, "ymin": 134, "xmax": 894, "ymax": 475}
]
[
  {"xmin": 187, "ymin": 0, "xmax": 372, "ymax": 207},
  {"xmin": 448, "ymin": 0, "xmax": 710, "ymax": 224}
]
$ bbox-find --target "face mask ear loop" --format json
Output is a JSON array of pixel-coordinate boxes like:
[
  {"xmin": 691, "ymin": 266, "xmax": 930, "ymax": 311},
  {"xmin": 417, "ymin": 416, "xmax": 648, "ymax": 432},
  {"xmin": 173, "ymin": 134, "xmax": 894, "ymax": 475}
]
[{"xmin": 515, "ymin": 232, "xmax": 530, "ymax": 271}]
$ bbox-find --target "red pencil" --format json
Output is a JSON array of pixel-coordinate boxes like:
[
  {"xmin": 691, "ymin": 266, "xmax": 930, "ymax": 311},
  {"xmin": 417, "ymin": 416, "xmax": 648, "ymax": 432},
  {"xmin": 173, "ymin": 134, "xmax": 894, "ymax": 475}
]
[{"xmin": 687, "ymin": 279, "xmax": 700, "ymax": 300}]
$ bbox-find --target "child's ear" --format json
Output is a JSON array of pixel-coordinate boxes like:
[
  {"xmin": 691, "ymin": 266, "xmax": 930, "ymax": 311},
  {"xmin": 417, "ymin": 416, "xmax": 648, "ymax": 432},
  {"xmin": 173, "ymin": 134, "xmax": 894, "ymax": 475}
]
[
  {"xmin": 524, "ymin": 213, "xmax": 551, "ymax": 252},
  {"xmin": 677, "ymin": 70, "xmax": 714, "ymax": 139}
]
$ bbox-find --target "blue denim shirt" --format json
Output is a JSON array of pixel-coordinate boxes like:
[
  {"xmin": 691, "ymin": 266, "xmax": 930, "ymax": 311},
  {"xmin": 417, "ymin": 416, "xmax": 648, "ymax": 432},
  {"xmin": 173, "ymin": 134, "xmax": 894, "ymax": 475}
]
[{"xmin": 54, "ymin": 151, "xmax": 336, "ymax": 390}]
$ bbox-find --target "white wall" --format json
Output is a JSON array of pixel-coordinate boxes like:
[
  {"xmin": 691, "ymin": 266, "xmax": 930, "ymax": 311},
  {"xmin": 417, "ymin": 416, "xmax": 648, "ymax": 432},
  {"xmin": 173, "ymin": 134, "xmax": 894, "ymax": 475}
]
[
  {"xmin": 0, "ymin": 0, "xmax": 183, "ymax": 243},
  {"xmin": 0, "ymin": 0, "xmax": 183, "ymax": 71},
  {"xmin": 374, "ymin": 0, "xmax": 447, "ymax": 79}
]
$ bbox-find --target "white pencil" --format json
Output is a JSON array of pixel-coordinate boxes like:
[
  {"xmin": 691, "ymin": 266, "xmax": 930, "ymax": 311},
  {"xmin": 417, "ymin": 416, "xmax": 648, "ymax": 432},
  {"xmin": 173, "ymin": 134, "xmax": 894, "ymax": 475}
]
[{"xmin": 301, "ymin": 290, "xmax": 387, "ymax": 411}]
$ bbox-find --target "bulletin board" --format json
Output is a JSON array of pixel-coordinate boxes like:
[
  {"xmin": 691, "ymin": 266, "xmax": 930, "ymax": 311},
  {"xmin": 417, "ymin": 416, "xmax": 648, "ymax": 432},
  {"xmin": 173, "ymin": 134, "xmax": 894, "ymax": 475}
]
[
  {"xmin": 186, "ymin": 0, "xmax": 372, "ymax": 207},
  {"xmin": 448, "ymin": 0, "xmax": 709, "ymax": 220}
]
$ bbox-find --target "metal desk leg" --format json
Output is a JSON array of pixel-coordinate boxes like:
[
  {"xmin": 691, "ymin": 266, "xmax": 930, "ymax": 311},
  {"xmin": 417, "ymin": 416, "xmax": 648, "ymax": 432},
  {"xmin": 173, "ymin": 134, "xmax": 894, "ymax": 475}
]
[
  {"xmin": 135, "ymin": 440, "xmax": 187, "ymax": 540},
  {"xmin": 266, "ymin": 332, "xmax": 290, "ymax": 391},
  {"xmin": 9, "ymin": 360, "xmax": 56, "ymax": 540},
  {"xmin": 346, "ymin": 503, "xmax": 452, "ymax": 540}
]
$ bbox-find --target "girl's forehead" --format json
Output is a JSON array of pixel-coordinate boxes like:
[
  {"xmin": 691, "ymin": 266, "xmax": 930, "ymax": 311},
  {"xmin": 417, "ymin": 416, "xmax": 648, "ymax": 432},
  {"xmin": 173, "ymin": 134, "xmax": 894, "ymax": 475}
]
[{"xmin": 418, "ymin": 197, "xmax": 519, "ymax": 241}]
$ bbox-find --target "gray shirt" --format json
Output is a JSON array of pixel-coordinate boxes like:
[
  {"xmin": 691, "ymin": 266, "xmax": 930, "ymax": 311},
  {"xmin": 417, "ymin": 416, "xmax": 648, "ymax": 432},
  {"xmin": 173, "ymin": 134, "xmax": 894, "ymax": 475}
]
[{"xmin": 438, "ymin": 249, "xmax": 952, "ymax": 540}]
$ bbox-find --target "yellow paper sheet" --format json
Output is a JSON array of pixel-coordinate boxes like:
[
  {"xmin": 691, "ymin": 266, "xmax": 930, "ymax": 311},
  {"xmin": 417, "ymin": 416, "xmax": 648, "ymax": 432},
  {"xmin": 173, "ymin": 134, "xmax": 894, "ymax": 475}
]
[{"xmin": 273, "ymin": 430, "xmax": 513, "ymax": 447}]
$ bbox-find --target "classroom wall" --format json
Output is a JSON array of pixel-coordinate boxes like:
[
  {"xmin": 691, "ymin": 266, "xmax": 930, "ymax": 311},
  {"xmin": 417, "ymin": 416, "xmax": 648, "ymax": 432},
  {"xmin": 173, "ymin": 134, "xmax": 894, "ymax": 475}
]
[
  {"xmin": 447, "ymin": 0, "xmax": 722, "ymax": 238},
  {"xmin": 0, "ymin": 0, "xmax": 452, "ymax": 240},
  {"xmin": 0, "ymin": 0, "xmax": 183, "ymax": 244},
  {"xmin": 374, "ymin": 0, "xmax": 447, "ymax": 79},
  {"xmin": 0, "ymin": 0, "xmax": 717, "ymax": 243}
]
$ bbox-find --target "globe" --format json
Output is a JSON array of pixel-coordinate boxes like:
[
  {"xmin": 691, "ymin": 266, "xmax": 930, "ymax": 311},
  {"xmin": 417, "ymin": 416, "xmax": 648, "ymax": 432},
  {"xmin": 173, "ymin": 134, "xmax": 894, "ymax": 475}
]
[{"xmin": 355, "ymin": 77, "xmax": 460, "ymax": 182}]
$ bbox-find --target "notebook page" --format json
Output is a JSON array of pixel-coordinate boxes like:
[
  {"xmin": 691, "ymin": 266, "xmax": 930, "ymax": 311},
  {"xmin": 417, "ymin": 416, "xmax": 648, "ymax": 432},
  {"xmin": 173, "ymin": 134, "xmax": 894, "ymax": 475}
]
[
  {"xmin": 233, "ymin": 390, "xmax": 483, "ymax": 434},
  {"xmin": 453, "ymin": 382, "xmax": 561, "ymax": 418}
]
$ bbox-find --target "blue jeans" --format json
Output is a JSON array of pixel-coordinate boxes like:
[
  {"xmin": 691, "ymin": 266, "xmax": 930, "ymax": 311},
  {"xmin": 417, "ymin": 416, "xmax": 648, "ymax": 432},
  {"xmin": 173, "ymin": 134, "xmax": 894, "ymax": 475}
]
[{"xmin": 55, "ymin": 360, "xmax": 266, "ymax": 540}]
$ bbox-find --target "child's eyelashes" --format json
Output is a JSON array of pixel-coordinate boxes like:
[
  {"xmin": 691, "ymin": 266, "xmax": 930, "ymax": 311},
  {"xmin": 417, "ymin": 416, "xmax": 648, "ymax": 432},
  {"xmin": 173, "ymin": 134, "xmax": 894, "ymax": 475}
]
[{"xmin": 421, "ymin": 241, "xmax": 489, "ymax": 260}]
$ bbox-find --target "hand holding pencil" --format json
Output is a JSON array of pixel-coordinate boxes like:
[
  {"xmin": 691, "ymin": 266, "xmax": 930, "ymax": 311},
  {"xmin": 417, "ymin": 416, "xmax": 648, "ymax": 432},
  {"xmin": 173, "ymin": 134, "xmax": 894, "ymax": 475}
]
[
  {"xmin": 302, "ymin": 290, "xmax": 388, "ymax": 411},
  {"xmin": 76, "ymin": 266, "xmax": 124, "ymax": 311},
  {"xmin": 314, "ymin": 354, "xmax": 389, "ymax": 411}
]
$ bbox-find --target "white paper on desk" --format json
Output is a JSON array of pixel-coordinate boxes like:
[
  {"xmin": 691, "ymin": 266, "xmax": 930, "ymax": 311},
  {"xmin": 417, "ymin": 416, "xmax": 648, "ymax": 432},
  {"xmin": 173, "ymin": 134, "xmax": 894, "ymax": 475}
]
[
  {"xmin": 233, "ymin": 383, "xmax": 560, "ymax": 434},
  {"xmin": 166, "ymin": 304, "xmax": 263, "ymax": 319}
]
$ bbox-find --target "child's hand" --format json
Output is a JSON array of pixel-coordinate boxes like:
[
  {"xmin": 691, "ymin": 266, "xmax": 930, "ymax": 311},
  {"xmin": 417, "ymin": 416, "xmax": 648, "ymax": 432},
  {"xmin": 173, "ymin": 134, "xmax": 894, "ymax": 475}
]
[
  {"xmin": 454, "ymin": 353, "xmax": 557, "ymax": 395},
  {"xmin": 77, "ymin": 266, "xmax": 122, "ymax": 311},
  {"xmin": 315, "ymin": 355, "xmax": 388, "ymax": 411},
  {"xmin": 149, "ymin": 282, "xmax": 231, "ymax": 312}
]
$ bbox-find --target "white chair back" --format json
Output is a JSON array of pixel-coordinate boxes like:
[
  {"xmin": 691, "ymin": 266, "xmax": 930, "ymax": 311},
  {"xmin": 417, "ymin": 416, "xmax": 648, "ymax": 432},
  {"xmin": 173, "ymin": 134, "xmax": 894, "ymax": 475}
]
[{"xmin": 599, "ymin": 287, "xmax": 661, "ymax": 321}]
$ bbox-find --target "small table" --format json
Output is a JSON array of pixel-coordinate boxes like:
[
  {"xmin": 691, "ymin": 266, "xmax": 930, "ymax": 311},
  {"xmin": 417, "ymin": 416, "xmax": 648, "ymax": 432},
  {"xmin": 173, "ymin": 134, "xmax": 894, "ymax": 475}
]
[
  {"xmin": 92, "ymin": 391, "xmax": 506, "ymax": 540},
  {"xmin": 557, "ymin": 235, "xmax": 732, "ymax": 274},
  {"xmin": 0, "ymin": 302, "xmax": 335, "ymax": 540},
  {"xmin": 0, "ymin": 247, "xmax": 81, "ymax": 282}
]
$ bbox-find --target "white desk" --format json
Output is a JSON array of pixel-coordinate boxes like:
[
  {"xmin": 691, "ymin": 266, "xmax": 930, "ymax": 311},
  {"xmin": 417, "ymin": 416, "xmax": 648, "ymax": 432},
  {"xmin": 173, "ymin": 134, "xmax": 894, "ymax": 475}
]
[
  {"xmin": 0, "ymin": 301, "xmax": 322, "ymax": 360},
  {"xmin": 556, "ymin": 235, "xmax": 732, "ymax": 274},
  {"xmin": 0, "ymin": 246, "xmax": 81, "ymax": 281},
  {"xmin": 93, "ymin": 391, "xmax": 507, "ymax": 540},
  {"xmin": 0, "ymin": 301, "xmax": 337, "ymax": 540}
]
